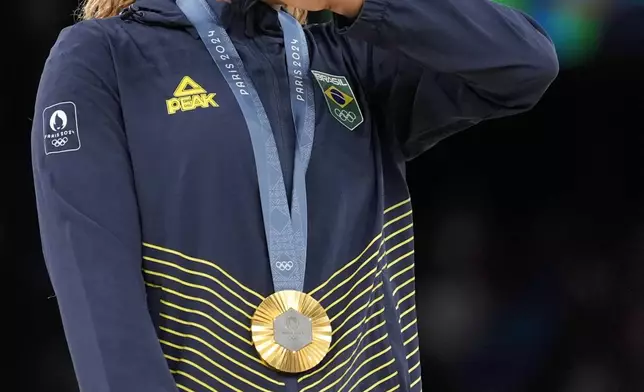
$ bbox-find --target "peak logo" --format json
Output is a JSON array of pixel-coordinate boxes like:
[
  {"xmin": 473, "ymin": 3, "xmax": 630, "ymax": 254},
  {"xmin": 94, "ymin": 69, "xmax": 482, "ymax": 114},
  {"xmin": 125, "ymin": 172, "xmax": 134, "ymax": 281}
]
[{"xmin": 166, "ymin": 76, "xmax": 219, "ymax": 115}]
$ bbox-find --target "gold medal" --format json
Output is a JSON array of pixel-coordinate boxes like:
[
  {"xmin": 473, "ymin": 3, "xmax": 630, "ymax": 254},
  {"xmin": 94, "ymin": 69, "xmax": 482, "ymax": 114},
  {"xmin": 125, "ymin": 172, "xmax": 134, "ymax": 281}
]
[{"xmin": 251, "ymin": 290, "xmax": 332, "ymax": 373}]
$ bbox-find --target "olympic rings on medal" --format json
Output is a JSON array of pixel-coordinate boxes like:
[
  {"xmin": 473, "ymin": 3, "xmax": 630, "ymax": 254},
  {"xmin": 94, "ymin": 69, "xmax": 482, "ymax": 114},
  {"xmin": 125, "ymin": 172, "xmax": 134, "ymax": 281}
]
[
  {"xmin": 333, "ymin": 108, "xmax": 357, "ymax": 123},
  {"xmin": 276, "ymin": 261, "xmax": 294, "ymax": 271},
  {"xmin": 51, "ymin": 137, "xmax": 69, "ymax": 148}
]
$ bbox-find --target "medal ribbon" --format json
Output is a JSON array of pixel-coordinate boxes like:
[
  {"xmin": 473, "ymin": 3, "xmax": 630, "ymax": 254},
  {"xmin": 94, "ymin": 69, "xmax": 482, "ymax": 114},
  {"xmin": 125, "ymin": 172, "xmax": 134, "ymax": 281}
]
[{"xmin": 177, "ymin": 0, "xmax": 315, "ymax": 292}]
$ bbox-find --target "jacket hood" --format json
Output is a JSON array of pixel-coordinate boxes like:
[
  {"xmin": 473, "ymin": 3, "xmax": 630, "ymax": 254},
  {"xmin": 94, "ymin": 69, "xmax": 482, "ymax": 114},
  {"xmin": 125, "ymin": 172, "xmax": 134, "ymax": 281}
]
[{"xmin": 127, "ymin": 0, "xmax": 281, "ymax": 37}]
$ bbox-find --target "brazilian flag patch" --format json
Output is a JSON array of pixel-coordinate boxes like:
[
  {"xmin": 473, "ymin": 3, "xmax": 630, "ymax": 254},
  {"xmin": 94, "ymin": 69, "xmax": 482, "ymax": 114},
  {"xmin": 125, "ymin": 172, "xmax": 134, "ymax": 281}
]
[{"xmin": 311, "ymin": 70, "xmax": 364, "ymax": 131}]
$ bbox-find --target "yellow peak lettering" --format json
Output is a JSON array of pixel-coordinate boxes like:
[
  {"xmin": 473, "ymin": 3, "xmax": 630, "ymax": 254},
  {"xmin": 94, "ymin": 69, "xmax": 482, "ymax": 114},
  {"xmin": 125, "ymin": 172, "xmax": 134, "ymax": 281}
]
[
  {"xmin": 166, "ymin": 76, "xmax": 219, "ymax": 115},
  {"xmin": 166, "ymin": 93, "xmax": 218, "ymax": 115}
]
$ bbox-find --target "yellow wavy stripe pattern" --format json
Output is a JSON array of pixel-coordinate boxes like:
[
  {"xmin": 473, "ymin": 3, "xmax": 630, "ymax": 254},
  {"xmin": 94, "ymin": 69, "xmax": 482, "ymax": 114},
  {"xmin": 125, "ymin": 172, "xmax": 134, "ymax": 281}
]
[
  {"xmin": 337, "ymin": 346, "xmax": 392, "ymax": 391},
  {"xmin": 143, "ymin": 270, "xmax": 252, "ymax": 323},
  {"xmin": 158, "ymin": 299, "xmax": 252, "ymax": 345},
  {"xmin": 165, "ymin": 354, "xmax": 237, "ymax": 391},
  {"xmin": 390, "ymin": 263, "xmax": 415, "ymax": 283},
  {"xmin": 309, "ymin": 198, "xmax": 412, "ymax": 297},
  {"xmin": 176, "ymin": 382, "xmax": 196, "ymax": 392},
  {"xmin": 147, "ymin": 198, "xmax": 414, "ymax": 392},
  {"xmin": 392, "ymin": 277, "xmax": 416, "ymax": 297},
  {"xmin": 406, "ymin": 346, "xmax": 420, "ymax": 360},
  {"xmin": 303, "ymin": 332, "xmax": 390, "ymax": 392},
  {"xmin": 401, "ymin": 318, "xmax": 418, "ymax": 334},
  {"xmin": 347, "ymin": 359, "xmax": 397, "ymax": 392},
  {"xmin": 384, "ymin": 198, "xmax": 411, "ymax": 214},
  {"xmin": 399, "ymin": 305, "xmax": 416, "ymax": 322},
  {"xmin": 143, "ymin": 242, "xmax": 264, "ymax": 300},
  {"xmin": 170, "ymin": 369, "xmax": 217, "ymax": 392},
  {"xmin": 362, "ymin": 371, "xmax": 399, "ymax": 392},
  {"xmin": 396, "ymin": 290, "xmax": 416, "ymax": 310},
  {"xmin": 144, "ymin": 256, "xmax": 258, "ymax": 309},
  {"xmin": 161, "ymin": 328, "xmax": 283, "ymax": 387},
  {"xmin": 404, "ymin": 332, "xmax": 419, "ymax": 347},
  {"xmin": 330, "ymin": 307, "xmax": 385, "ymax": 352},
  {"xmin": 333, "ymin": 295, "xmax": 384, "ymax": 337},
  {"xmin": 299, "ymin": 318, "xmax": 387, "ymax": 385},
  {"xmin": 408, "ymin": 361, "xmax": 421, "ymax": 374}
]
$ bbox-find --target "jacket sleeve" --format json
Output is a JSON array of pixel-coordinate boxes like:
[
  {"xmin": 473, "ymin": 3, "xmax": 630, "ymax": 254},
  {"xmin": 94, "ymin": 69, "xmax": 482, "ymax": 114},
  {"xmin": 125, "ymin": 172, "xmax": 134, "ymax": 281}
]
[
  {"xmin": 336, "ymin": 0, "xmax": 559, "ymax": 159},
  {"xmin": 31, "ymin": 21, "xmax": 177, "ymax": 392}
]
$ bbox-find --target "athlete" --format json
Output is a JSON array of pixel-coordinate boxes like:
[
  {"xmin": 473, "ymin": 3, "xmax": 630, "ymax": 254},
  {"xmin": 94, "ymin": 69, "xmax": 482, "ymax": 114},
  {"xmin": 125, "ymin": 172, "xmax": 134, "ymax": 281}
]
[{"xmin": 31, "ymin": 0, "xmax": 558, "ymax": 391}]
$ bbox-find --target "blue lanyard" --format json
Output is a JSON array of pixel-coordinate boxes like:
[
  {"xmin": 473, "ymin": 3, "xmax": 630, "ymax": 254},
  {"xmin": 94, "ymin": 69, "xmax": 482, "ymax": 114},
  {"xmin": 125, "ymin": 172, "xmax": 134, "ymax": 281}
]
[{"xmin": 176, "ymin": 0, "xmax": 315, "ymax": 292}]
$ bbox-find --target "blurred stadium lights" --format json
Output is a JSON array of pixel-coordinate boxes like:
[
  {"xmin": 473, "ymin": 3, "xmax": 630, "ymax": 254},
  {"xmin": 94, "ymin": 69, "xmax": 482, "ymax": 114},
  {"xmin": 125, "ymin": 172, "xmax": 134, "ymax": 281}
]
[{"xmin": 493, "ymin": 0, "xmax": 643, "ymax": 66}]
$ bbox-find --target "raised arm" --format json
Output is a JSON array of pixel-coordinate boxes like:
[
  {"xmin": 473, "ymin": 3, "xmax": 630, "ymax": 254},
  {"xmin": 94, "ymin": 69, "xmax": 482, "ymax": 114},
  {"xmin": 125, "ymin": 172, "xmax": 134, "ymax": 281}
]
[
  {"xmin": 332, "ymin": 0, "xmax": 559, "ymax": 158},
  {"xmin": 31, "ymin": 21, "xmax": 177, "ymax": 392}
]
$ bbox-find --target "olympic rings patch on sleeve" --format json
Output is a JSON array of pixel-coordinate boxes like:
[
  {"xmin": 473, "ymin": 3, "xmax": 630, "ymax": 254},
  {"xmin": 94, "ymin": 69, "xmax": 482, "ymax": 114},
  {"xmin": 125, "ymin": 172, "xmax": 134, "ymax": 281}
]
[{"xmin": 42, "ymin": 102, "xmax": 81, "ymax": 155}]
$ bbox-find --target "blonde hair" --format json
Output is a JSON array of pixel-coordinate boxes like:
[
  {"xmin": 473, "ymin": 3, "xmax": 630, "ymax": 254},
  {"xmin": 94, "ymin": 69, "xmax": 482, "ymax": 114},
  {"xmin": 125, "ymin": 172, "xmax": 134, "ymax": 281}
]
[
  {"xmin": 80, "ymin": 0, "xmax": 134, "ymax": 20},
  {"xmin": 285, "ymin": 7, "xmax": 307, "ymax": 23},
  {"xmin": 80, "ymin": 0, "xmax": 307, "ymax": 23}
]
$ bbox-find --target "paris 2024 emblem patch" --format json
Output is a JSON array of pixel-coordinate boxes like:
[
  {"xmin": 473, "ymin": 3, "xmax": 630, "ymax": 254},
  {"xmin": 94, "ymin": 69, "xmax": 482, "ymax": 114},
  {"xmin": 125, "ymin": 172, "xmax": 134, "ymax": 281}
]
[
  {"xmin": 311, "ymin": 70, "xmax": 364, "ymax": 131},
  {"xmin": 42, "ymin": 101, "xmax": 81, "ymax": 155}
]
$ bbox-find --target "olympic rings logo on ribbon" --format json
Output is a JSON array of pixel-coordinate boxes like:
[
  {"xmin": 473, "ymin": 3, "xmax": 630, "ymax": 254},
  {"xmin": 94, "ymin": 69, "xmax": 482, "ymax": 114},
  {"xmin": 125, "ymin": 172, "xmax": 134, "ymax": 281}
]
[
  {"xmin": 51, "ymin": 137, "xmax": 69, "ymax": 148},
  {"xmin": 334, "ymin": 108, "xmax": 357, "ymax": 123},
  {"xmin": 276, "ymin": 261, "xmax": 294, "ymax": 271}
]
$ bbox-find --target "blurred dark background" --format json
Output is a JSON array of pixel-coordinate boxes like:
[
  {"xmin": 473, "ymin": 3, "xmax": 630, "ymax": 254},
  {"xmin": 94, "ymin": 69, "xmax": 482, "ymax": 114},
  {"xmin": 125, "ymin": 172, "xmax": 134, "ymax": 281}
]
[{"xmin": 15, "ymin": 0, "xmax": 643, "ymax": 391}]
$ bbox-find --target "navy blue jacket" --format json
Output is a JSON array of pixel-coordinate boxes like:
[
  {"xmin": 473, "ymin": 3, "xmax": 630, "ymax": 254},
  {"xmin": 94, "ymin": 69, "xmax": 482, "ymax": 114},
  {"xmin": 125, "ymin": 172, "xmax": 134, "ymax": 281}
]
[{"xmin": 31, "ymin": 0, "xmax": 557, "ymax": 391}]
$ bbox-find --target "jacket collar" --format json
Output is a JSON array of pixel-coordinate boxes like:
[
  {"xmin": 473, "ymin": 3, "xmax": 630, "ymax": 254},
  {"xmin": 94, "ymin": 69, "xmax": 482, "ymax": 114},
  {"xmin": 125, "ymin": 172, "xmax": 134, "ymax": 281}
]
[{"xmin": 130, "ymin": 0, "xmax": 282, "ymax": 38}]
